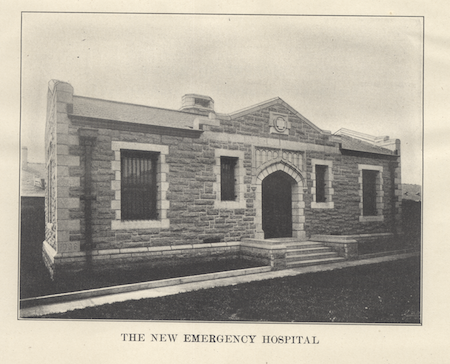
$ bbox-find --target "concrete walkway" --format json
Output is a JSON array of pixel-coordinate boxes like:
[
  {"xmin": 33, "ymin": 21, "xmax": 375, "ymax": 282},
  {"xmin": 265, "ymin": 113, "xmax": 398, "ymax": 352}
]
[{"xmin": 20, "ymin": 251, "xmax": 419, "ymax": 318}]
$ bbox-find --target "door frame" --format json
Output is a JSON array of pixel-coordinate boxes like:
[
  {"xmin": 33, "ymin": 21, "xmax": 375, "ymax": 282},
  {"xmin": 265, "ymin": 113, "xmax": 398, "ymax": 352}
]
[{"xmin": 254, "ymin": 160, "xmax": 306, "ymax": 240}]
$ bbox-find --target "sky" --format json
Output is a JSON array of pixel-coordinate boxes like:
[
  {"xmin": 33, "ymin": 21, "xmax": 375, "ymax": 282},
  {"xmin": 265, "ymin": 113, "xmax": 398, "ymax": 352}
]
[{"xmin": 21, "ymin": 13, "xmax": 423, "ymax": 184}]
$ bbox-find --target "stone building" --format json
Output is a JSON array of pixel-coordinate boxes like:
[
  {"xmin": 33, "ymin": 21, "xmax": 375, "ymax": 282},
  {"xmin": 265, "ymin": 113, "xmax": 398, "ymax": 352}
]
[{"xmin": 43, "ymin": 80, "xmax": 402, "ymax": 280}]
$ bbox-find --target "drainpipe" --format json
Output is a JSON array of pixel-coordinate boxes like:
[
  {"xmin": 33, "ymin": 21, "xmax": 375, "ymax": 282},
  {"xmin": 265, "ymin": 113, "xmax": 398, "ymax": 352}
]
[
  {"xmin": 389, "ymin": 160, "xmax": 399, "ymax": 240},
  {"xmin": 78, "ymin": 128, "xmax": 98, "ymax": 271}
]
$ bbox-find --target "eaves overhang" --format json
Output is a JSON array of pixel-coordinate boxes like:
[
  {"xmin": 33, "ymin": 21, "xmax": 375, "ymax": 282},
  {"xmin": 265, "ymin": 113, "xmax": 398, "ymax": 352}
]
[
  {"xmin": 339, "ymin": 146, "xmax": 399, "ymax": 159},
  {"xmin": 69, "ymin": 114, "xmax": 204, "ymax": 139}
]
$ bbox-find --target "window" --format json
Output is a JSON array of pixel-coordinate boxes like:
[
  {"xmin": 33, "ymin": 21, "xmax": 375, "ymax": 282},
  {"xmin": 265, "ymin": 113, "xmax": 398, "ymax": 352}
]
[
  {"xmin": 121, "ymin": 150, "xmax": 158, "ymax": 221},
  {"xmin": 311, "ymin": 159, "xmax": 334, "ymax": 209},
  {"xmin": 214, "ymin": 149, "xmax": 245, "ymax": 209},
  {"xmin": 220, "ymin": 156, "xmax": 237, "ymax": 201},
  {"xmin": 111, "ymin": 141, "xmax": 169, "ymax": 230},
  {"xmin": 358, "ymin": 164, "xmax": 384, "ymax": 222},
  {"xmin": 362, "ymin": 170, "xmax": 378, "ymax": 216},
  {"xmin": 315, "ymin": 165, "xmax": 327, "ymax": 203}
]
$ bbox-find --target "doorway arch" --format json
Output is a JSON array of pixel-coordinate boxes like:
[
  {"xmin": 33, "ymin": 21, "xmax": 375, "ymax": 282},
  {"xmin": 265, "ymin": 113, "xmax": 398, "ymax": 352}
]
[{"xmin": 254, "ymin": 161, "xmax": 305, "ymax": 240}]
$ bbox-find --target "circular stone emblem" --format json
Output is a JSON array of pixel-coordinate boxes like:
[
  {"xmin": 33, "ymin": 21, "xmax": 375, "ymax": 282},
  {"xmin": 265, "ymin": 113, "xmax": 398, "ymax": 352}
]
[{"xmin": 274, "ymin": 116, "xmax": 287, "ymax": 132}]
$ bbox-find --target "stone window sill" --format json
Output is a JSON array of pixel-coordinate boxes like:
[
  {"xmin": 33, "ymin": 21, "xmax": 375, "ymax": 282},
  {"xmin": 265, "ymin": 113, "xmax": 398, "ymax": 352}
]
[
  {"xmin": 111, "ymin": 219, "xmax": 169, "ymax": 230},
  {"xmin": 359, "ymin": 215, "xmax": 384, "ymax": 222},
  {"xmin": 311, "ymin": 202, "xmax": 334, "ymax": 209}
]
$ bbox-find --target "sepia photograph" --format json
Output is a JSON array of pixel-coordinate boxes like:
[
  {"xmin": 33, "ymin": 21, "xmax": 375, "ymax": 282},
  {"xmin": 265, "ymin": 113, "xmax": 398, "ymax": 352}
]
[{"xmin": 18, "ymin": 13, "xmax": 423, "ymax": 324}]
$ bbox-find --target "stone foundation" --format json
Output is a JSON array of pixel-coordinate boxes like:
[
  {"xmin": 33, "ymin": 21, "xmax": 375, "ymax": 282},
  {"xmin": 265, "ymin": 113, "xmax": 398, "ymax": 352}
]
[
  {"xmin": 240, "ymin": 238, "xmax": 288, "ymax": 270},
  {"xmin": 43, "ymin": 240, "xmax": 241, "ymax": 280},
  {"xmin": 310, "ymin": 233, "xmax": 395, "ymax": 259}
]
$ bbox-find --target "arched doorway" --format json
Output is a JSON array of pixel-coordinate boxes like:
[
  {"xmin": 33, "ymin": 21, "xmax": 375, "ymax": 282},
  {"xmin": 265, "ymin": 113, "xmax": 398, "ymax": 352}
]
[
  {"xmin": 262, "ymin": 170, "xmax": 295, "ymax": 239},
  {"xmin": 254, "ymin": 160, "xmax": 305, "ymax": 240}
]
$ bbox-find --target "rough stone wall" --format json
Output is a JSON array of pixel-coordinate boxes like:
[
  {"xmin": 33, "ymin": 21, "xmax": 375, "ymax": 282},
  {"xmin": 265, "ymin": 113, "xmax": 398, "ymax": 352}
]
[
  {"xmin": 63, "ymin": 124, "xmax": 257, "ymax": 251},
  {"xmin": 163, "ymin": 135, "xmax": 255, "ymax": 244},
  {"xmin": 67, "ymin": 102, "xmax": 336, "ymax": 252},
  {"xmin": 67, "ymin": 127, "xmax": 116, "ymax": 250},
  {"xmin": 215, "ymin": 104, "xmax": 336, "ymax": 147},
  {"xmin": 63, "ymin": 101, "xmax": 397, "ymax": 251},
  {"xmin": 304, "ymin": 150, "xmax": 398, "ymax": 236}
]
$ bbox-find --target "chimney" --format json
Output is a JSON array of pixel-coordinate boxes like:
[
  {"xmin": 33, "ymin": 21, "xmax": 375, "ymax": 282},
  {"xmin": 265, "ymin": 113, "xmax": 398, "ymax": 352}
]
[
  {"xmin": 180, "ymin": 94, "xmax": 215, "ymax": 116},
  {"xmin": 22, "ymin": 147, "xmax": 28, "ymax": 170}
]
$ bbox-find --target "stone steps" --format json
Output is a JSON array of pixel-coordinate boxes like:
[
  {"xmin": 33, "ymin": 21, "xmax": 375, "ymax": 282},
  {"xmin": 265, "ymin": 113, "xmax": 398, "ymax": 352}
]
[
  {"xmin": 284, "ymin": 241, "xmax": 327, "ymax": 250},
  {"xmin": 285, "ymin": 246, "xmax": 333, "ymax": 256},
  {"xmin": 286, "ymin": 256, "xmax": 346, "ymax": 268},
  {"xmin": 286, "ymin": 251, "xmax": 338, "ymax": 262},
  {"xmin": 285, "ymin": 240, "xmax": 345, "ymax": 268}
]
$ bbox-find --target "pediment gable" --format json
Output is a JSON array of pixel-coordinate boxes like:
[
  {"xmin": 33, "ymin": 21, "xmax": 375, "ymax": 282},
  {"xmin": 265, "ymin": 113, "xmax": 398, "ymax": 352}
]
[{"xmin": 227, "ymin": 97, "xmax": 325, "ymax": 135}]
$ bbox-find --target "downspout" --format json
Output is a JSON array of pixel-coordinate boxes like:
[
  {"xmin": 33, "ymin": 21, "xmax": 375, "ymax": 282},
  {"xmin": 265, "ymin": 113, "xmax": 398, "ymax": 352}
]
[
  {"xmin": 389, "ymin": 160, "xmax": 397, "ymax": 237},
  {"xmin": 78, "ymin": 128, "xmax": 98, "ymax": 272}
]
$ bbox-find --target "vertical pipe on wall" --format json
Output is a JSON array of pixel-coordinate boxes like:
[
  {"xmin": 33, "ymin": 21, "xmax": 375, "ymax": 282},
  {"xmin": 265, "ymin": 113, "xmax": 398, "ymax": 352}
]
[{"xmin": 78, "ymin": 129, "xmax": 98, "ymax": 272}]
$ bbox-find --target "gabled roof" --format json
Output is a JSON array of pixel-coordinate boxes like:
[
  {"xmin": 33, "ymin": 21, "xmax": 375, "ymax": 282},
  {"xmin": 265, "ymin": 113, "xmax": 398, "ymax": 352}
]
[
  {"xmin": 338, "ymin": 134, "xmax": 397, "ymax": 156},
  {"xmin": 71, "ymin": 92, "xmax": 397, "ymax": 156},
  {"xmin": 334, "ymin": 128, "xmax": 390, "ymax": 144},
  {"xmin": 72, "ymin": 96, "xmax": 199, "ymax": 130},
  {"xmin": 72, "ymin": 95, "xmax": 326, "ymax": 134},
  {"xmin": 228, "ymin": 97, "xmax": 324, "ymax": 133}
]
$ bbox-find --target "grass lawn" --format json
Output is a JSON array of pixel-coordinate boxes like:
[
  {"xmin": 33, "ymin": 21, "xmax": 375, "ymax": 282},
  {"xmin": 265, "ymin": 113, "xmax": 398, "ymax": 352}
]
[
  {"xmin": 20, "ymin": 257, "xmax": 263, "ymax": 299},
  {"xmin": 41, "ymin": 256, "xmax": 421, "ymax": 323}
]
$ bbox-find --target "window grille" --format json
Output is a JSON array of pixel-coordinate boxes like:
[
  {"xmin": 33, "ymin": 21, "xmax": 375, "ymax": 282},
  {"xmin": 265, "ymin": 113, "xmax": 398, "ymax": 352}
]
[
  {"xmin": 362, "ymin": 170, "xmax": 378, "ymax": 216},
  {"xmin": 220, "ymin": 156, "xmax": 237, "ymax": 201},
  {"xmin": 121, "ymin": 150, "xmax": 158, "ymax": 220},
  {"xmin": 315, "ymin": 165, "xmax": 327, "ymax": 203}
]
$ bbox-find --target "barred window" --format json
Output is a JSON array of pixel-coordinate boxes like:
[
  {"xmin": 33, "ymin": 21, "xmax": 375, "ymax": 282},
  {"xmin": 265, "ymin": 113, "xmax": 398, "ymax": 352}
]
[
  {"xmin": 315, "ymin": 165, "xmax": 327, "ymax": 203},
  {"xmin": 220, "ymin": 156, "xmax": 238, "ymax": 201},
  {"xmin": 362, "ymin": 170, "xmax": 378, "ymax": 216},
  {"xmin": 121, "ymin": 150, "xmax": 158, "ymax": 221}
]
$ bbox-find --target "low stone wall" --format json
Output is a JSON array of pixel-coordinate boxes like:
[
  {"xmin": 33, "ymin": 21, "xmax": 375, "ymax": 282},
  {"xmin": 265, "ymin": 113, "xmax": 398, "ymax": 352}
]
[
  {"xmin": 311, "ymin": 233, "xmax": 394, "ymax": 259},
  {"xmin": 42, "ymin": 233, "xmax": 396, "ymax": 280},
  {"xmin": 43, "ymin": 240, "xmax": 241, "ymax": 280}
]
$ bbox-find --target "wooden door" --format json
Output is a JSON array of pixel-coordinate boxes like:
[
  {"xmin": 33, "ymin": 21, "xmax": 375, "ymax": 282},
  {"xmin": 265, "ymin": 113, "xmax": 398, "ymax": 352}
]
[{"xmin": 262, "ymin": 171, "xmax": 293, "ymax": 239}]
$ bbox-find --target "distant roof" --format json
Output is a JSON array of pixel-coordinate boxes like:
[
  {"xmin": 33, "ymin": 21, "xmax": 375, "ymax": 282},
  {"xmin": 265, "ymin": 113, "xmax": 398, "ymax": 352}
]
[
  {"xmin": 21, "ymin": 162, "xmax": 45, "ymax": 197},
  {"xmin": 72, "ymin": 96, "xmax": 199, "ymax": 130},
  {"xmin": 339, "ymin": 134, "xmax": 396, "ymax": 156},
  {"xmin": 335, "ymin": 128, "xmax": 390, "ymax": 144},
  {"xmin": 402, "ymin": 184, "xmax": 421, "ymax": 201}
]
